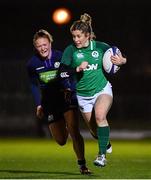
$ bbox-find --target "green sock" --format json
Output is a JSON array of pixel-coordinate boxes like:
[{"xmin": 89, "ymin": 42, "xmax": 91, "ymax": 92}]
[{"xmin": 97, "ymin": 126, "xmax": 110, "ymax": 155}]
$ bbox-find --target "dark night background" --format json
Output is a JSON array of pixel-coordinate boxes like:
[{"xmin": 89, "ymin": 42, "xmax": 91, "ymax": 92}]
[{"xmin": 0, "ymin": 0, "xmax": 151, "ymax": 136}]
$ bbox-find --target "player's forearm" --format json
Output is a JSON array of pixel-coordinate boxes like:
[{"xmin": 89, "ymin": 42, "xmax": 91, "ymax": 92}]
[
  {"xmin": 30, "ymin": 83, "xmax": 41, "ymax": 106},
  {"xmin": 59, "ymin": 63, "xmax": 76, "ymax": 78}
]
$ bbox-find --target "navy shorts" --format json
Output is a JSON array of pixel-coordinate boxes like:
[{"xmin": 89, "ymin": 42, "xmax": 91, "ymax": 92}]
[{"xmin": 41, "ymin": 90, "xmax": 78, "ymax": 124}]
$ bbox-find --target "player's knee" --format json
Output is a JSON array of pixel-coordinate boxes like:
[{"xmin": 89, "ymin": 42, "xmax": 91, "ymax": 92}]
[
  {"xmin": 54, "ymin": 135, "xmax": 68, "ymax": 146},
  {"xmin": 56, "ymin": 139, "xmax": 67, "ymax": 146},
  {"xmin": 95, "ymin": 113, "xmax": 106, "ymax": 123}
]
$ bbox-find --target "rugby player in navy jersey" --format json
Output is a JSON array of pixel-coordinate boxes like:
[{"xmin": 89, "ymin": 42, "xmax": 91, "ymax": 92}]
[{"xmin": 26, "ymin": 29, "xmax": 91, "ymax": 174}]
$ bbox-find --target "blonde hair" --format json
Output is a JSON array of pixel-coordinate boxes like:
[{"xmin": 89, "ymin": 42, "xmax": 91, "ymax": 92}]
[
  {"xmin": 33, "ymin": 29, "xmax": 53, "ymax": 46},
  {"xmin": 70, "ymin": 13, "xmax": 96, "ymax": 40}
]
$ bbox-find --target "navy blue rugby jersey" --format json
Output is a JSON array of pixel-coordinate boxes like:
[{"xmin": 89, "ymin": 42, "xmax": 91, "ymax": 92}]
[{"xmin": 27, "ymin": 49, "xmax": 71, "ymax": 106}]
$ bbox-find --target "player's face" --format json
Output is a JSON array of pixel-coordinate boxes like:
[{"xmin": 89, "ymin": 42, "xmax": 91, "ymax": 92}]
[
  {"xmin": 34, "ymin": 37, "xmax": 51, "ymax": 59},
  {"xmin": 71, "ymin": 30, "xmax": 90, "ymax": 48}
]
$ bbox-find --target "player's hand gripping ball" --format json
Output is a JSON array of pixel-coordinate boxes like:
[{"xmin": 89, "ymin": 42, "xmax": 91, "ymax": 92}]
[{"xmin": 103, "ymin": 46, "xmax": 121, "ymax": 74}]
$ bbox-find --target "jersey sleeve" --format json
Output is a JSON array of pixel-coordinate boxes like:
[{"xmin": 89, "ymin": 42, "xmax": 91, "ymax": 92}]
[
  {"xmin": 61, "ymin": 45, "xmax": 74, "ymax": 65},
  {"xmin": 26, "ymin": 62, "xmax": 41, "ymax": 106},
  {"xmin": 59, "ymin": 45, "xmax": 76, "ymax": 90},
  {"xmin": 96, "ymin": 41, "xmax": 111, "ymax": 53},
  {"xmin": 60, "ymin": 45, "xmax": 76, "ymax": 75}
]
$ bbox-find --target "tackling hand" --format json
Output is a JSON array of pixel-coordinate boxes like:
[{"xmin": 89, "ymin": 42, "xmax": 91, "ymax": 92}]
[
  {"xmin": 36, "ymin": 105, "xmax": 44, "ymax": 119},
  {"xmin": 76, "ymin": 61, "xmax": 88, "ymax": 72}
]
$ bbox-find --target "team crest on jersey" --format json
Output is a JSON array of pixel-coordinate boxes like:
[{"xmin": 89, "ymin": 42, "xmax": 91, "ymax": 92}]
[
  {"xmin": 77, "ymin": 53, "xmax": 84, "ymax": 59},
  {"xmin": 92, "ymin": 51, "xmax": 99, "ymax": 58},
  {"xmin": 54, "ymin": 62, "xmax": 60, "ymax": 68}
]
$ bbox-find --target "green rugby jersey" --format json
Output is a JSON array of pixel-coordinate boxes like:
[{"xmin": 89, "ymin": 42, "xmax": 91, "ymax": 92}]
[{"xmin": 61, "ymin": 40, "xmax": 110, "ymax": 97}]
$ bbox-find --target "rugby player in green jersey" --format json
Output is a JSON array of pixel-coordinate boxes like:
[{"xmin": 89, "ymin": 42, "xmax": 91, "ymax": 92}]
[{"xmin": 60, "ymin": 13, "xmax": 127, "ymax": 167}]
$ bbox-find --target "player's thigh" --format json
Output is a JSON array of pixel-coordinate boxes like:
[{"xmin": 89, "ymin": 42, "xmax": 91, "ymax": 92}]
[{"xmin": 95, "ymin": 94, "xmax": 113, "ymax": 117}]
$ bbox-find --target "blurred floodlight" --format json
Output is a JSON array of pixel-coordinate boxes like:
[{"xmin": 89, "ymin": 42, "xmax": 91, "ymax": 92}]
[{"xmin": 52, "ymin": 8, "xmax": 71, "ymax": 25}]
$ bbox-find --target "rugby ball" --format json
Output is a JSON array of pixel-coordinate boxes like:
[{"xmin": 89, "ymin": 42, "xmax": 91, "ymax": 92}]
[{"xmin": 103, "ymin": 46, "xmax": 120, "ymax": 74}]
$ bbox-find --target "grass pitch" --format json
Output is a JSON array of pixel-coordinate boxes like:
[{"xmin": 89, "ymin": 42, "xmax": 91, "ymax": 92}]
[{"xmin": 0, "ymin": 137, "xmax": 151, "ymax": 179}]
